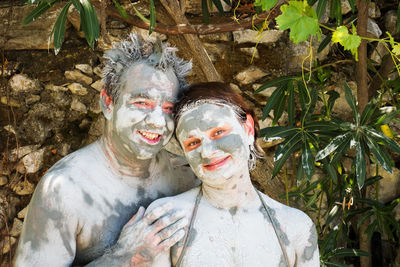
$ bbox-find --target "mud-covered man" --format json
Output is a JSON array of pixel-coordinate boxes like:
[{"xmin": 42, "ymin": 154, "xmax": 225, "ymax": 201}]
[{"xmin": 14, "ymin": 34, "xmax": 198, "ymax": 267}]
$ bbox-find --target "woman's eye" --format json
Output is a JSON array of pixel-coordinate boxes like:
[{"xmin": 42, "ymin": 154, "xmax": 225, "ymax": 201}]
[
  {"xmin": 213, "ymin": 129, "xmax": 224, "ymax": 136},
  {"xmin": 189, "ymin": 140, "xmax": 200, "ymax": 146}
]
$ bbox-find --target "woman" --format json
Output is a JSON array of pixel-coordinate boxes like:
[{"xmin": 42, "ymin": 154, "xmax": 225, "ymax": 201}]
[{"xmin": 147, "ymin": 82, "xmax": 319, "ymax": 267}]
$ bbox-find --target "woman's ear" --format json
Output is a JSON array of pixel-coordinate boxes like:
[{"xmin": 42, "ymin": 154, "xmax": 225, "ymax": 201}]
[
  {"xmin": 244, "ymin": 114, "xmax": 255, "ymax": 137},
  {"xmin": 100, "ymin": 89, "xmax": 114, "ymax": 120}
]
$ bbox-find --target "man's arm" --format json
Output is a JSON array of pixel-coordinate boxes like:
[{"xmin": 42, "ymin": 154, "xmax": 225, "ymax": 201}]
[{"xmin": 14, "ymin": 174, "xmax": 79, "ymax": 267}]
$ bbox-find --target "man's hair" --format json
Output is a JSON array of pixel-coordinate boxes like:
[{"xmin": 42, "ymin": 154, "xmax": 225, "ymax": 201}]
[{"xmin": 102, "ymin": 33, "xmax": 192, "ymax": 102}]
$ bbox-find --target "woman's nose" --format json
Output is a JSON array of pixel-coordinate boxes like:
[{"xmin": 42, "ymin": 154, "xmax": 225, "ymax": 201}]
[{"xmin": 200, "ymin": 140, "xmax": 217, "ymax": 158}]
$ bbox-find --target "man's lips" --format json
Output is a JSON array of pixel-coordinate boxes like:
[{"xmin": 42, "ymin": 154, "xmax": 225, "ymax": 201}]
[
  {"xmin": 202, "ymin": 156, "xmax": 231, "ymax": 171},
  {"xmin": 137, "ymin": 130, "xmax": 162, "ymax": 144}
]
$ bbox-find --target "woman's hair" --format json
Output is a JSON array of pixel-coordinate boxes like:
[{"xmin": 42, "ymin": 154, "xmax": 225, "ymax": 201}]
[{"xmin": 174, "ymin": 82, "xmax": 264, "ymax": 162}]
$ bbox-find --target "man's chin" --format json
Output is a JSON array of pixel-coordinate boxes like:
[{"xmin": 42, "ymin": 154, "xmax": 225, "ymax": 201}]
[{"xmin": 132, "ymin": 145, "xmax": 162, "ymax": 160}]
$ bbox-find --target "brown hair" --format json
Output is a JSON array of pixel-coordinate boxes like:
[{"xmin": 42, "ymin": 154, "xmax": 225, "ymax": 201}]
[{"xmin": 175, "ymin": 82, "xmax": 263, "ymax": 155}]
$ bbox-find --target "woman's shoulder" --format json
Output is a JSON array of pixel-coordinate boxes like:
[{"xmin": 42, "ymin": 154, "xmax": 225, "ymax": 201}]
[{"xmin": 146, "ymin": 186, "xmax": 201, "ymax": 214}]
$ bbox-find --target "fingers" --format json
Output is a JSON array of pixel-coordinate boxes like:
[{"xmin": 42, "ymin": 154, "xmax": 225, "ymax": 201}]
[
  {"xmin": 123, "ymin": 206, "xmax": 146, "ymax": 229},
  {"xmin": 157, "ymin": 217, "xmax": 188, "ymax": 242},
  {"xmin": 144, "ymin": 202, "xmax": 174, "ymax": 225},
  {"xmin": 159, "ymin": 229, "xmax": 186, "ymax": 251},
  {"xmin": 152, "ymin": 209, "xmax": 186, "ymax": 233}
]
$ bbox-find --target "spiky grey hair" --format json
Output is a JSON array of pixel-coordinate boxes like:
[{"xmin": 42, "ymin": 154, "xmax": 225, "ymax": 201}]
[{"xmin": 102, "ymin": 33, "xmax": 192, "ymax": 102}]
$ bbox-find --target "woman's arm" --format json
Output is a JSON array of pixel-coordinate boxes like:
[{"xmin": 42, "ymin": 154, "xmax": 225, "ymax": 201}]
[{"xmin": 294, "ymin": 217, "xmax": 320, "ymax": 267}]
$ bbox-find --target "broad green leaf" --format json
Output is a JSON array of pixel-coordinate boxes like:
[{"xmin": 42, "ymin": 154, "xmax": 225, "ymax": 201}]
[
  {"xmin": 364, "ymin": 128, "xmax": 400, "ymax": 154},
  {"xmin": 332, "ymin": 0, "xmax": 342, "ymax": 25},
  {"xmin": 302, "ymin": 138, "xmax": 314, "ymax": 180},
  {"xmin": 305, "ymin": 191, "xmax": 320, "ymax": 208},
  {"xmin": 365, "ymin": 134, "xmax": 393, "ymax": 173},
  {"xmin": 392, "ymin": 43, "xmax": 400, "ymax": 56},
  {"xmin": 23, "ymin": 0, "xmax": 57, "ymax": 25},
  {"xmin": 262, "ymin": 85, "xmax": 284, "ymax": 120},
  {"xmin": 255, "ymin": 76, "xmax": 297, "ymax": 94},
  {"xmin": 272, "ymin": 133, "xmax": 302, "ymax": 178},
  {"xmin": 330, "ymin": 248, "xmax": 370, "ymax": 258},
  {"xmin": 149, "ymin": 0, "xmax": 156, "ymax": 34},
  {"xmin": 297, "ymin": 81, "xmax": 308, "ymax": 111},
  {"xmin": 364, "ymin": 175, "xmax": 383, "ymax": 187},
  {"xmin": 355, "ymin": 134, "xmax": 366, "ymax": 189},
  {"xmin": 318, "ymin": 33, "xmax": 332, "ymax": 53},
  {"xmin": 316, "ymin": 0, "xmax": 327, "ymax": 20},
  {"xmin": 326, "ymin": 90, "xmax": 340, "ymax": 111},
  {"xmin": 322, "ymin": 158, "xmax": 338, "ymax": 182},
  {"xmin": 347, "ymin": 0, "xmax": 355, "ymax": 12},
  {"xmin": 276, "ymin": 1, "xmax": 320, "ymax": 43},
  {"xmin": 272, "ymin": 94, "xmax": 287, "ymax": 125},
  {"xmin": 71, "ymin": 0, "xmax": 83, "ymax": 14},
  {"xmin": 331, "ymin": 26, "xmax": 361, "ymax": 60},
  {"xmin": 304, "ymin": 121, "xmax": 340, "ymax": 134},
  {"xmin": 112, "ymin": 0, "xmax": 129, "ymax": 20},
  {"xmin": 343, "ymin": 82, "xmax": 360, "ymax": 125},
  {"xmin": 360, "ymin": 98, "xmax": 378, "ymax": 125},
  {"xmin": 315, "ymin": 132, "xmax": 352, "ymax": 161},
  {"xmin": 254, "ymin": 0, "xmax": 277, "ymax": 11},
  {"xmin": 53, "ymin": 1, "xmax": 72, "ymax": 55},
  {"xmin": 357, "ymin": 210, "xmax": 374, "ymax": 229},
  {"xmin": 260, "ymin": 126, "xmax": 298, "ymax": 138},
  {"xmin": 201, "ymin": 0, "xmax": 210, "ymax": 24},
  {"xmin": 211, "ymin": 0, "xmax": 224, "ymax": 14},
  {"xmin": 80, "ymin": 0, "xmax": 99, "ymax": 49},
  {"xmin": 288, "ymin": 81, "xmax": 294, "ymax": 126}
]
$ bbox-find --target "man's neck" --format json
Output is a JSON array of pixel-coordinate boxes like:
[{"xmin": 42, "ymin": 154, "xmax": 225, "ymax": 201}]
[
  {"xmin": 100, "ymin": 134, "xmax": 153, "ymax": 178},
  {"xmin": 201, "ymin": 171, "xmax": 259, "ymax": 210}
]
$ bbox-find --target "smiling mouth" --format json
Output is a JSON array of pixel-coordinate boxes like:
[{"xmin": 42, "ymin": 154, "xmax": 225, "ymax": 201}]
[
  {"xmin": 202, "ymin": 156, "xmax": 231, "ymax": 171},
  {"xmin": 137, "ymin": 130, "xmax": 162, "ymax": 144}
]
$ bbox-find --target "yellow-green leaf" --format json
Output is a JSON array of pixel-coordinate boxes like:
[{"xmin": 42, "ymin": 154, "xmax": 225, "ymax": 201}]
[
  {"xmin": 332, "ymin": 25, "xmax": 361, "ymax": 60},
  {"xmin": 392, "ymin": 43, "xmax": 400, "ymax": 56}
]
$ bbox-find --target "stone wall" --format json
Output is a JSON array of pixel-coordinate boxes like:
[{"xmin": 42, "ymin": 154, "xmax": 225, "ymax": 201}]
[{"xmin": 0, "ymin": 0, "xmax": 400, "ymax": 265}]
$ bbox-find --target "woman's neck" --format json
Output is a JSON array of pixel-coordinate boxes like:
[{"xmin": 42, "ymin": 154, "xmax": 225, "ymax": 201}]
[{"xmin": 201, "ymin": 171, "xmax": 259, "ymax": 210}]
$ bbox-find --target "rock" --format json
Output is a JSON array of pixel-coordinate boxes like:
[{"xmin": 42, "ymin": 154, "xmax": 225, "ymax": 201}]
[
  {"xmin": 19, "ymin": 148, "xmax": 45, "ymax": 173},
  {"xmin": 13, "ymin": 179, "xmax": 35, "ymax": 195},
  {"xmin": 367, "ymin": 164, "xmax": 400, "ymax": 203},
  {"xmin": 45, "ymin": 83, "xmax": 69, "ymax": 92},
  {"xmin": 367, "ymin": 19, "xmax": 382, "ymax": 39},
  {"xmin": 368, "ymin": 2, "xmax": 381, "ymax": 19},
  {"xmin": 89, "ymin": 97, "xmax": 101, "ymax": 114},
  {"xmin": 240, "ymin": 47, "xmax": 260, "ymax": 59},
  {"xmin": 79, "ymin": 118, "xmax": 91, "ymax": 129},
  {"xmin": 370, "ymin": 42, "xmax": 388, "ymax": 65},
  {"xmin": 330, "ymin": 80, "xmax": 357, "ymax": 121},
  {"xmin": 91, "ymin": 80, "xmax": 103, "ymax": 92},
  {"xmin": 25, "ymin": 94, "xmax": 41, "ymax": 105},
  {"xmin": 385, "ymin": 10, "xmax": 397, "ymax": 36},
  {"xmin": 235, "ymin": 66, "xmax": 268, "ymax": 85},
  {"xmin": 0, "ymin": 193, "xmax": 20, "ymax": 231},
  {"xmin": 75, "ymin": 64, "xmax": 93, "ymax": 75},
  {"xmin": 88, "ymin": 116, "xmax": 105, "ymax": 137},
  {"xmin": 57, "ymin": 143, "xmax": 71, "ymax": 157},
  {"xmin": 203, "ymin": 43, "xmax": 228, "ymax": 62},
  {"xmin": 18, "ymin": 206, "xmax": 28, "ymax": 219},
  {"xmin": 3, "ymin": 125, "xmax": 16, "ymax": 135},
  {"xmin": 0, "ymin": 176, "xmax": 7, "ymax": 186},
  {"xmin": 0, "ymin": 161, "xmax": 10, "ymax": 176},
  {"xmin": 0, "ymin": 236, "xmax": 16, "ymax": 255},
  {"xmin": 394, "ymin": 203, "xmax": 400, "ymax": 221},
  {"xmin": 9, "ymin": 74, "xmax": 42, "ymax": 94},
  {"xmin": 71, "ymin": 98, "xmax": 87, "ymax": 113},
  {"xmin": 8, "ymin": 145, "xmax": 40, "ymax": 162},
  {"xmin": 253, "ymin": 84, "xmax": 276, "ymax": 98},
  {"xmin": 0, "ymin": 2, "xmax": 65, "ymax": 50},
  {"xmin": 93, "ymin": 66, "xmax": 103, "ymax": 78},
  {"xmin": 229, "ymin": 83, "xmax": 242, "ymax": 95},
  {"xmin": 10, "ymin": 218, "xmax": 23, "ymax": 237},
  {"xmin": 200, "ymin": 32, "xmax": 232, "ymax": 42},
  {"xmin": 132, "ymin": 27, "xmax": 167, "ymax": 42},
  {"xmin": 233, "ymin": 29, "xmax": 284, "ymax": 45},
  {"xmin": 341, "ymin": 0, "xmax": 352, "ymax": 15},
  {"xmin": 1, "ymin": 96, "xmax": 21, "ymax": 107},
  {"xmin": 68, "ymin": 83, "xmax": 88, "ymax": 96},
  {"xmin": 65, "ymin": 70, "xmax": 93, "ymax": 85},
  {"xmin": 0, "ymin": 61, "xmax": 20, "ymax": 77},
  {"xmin": 48, "ymin": 90, "xmax": 72, "ymax": 107}
]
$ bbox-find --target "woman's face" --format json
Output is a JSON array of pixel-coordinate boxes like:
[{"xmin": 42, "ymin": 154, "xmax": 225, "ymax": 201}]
[{"xmin": 176, "ymin": 103, "xmax": 253, "ymax": 185}]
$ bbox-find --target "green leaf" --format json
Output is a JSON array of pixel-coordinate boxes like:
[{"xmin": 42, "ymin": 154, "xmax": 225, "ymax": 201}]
[
  {"xmin": 347, "ymin": 0, "xmax": 355, "ymax": 12},
  {"xmin": 330, "ymin": 134, "xmax": 351, "ymax": 164},
  {"xmin": 255, "ymin": 76, "xmax": 297, "ymax": 94},
  {"xmin": 360, "ymin": 98, "xmax": 378, "ymax": 125},
  {"xmin": 331, "ymin": 26, "xmax": 361, "ymax": 60},
  {"xmin": 330, "ymin": 248, "xmax": 370, "ymax": 258},
  {"xmin": 288, "ymin": 81, "xmax": 295, "ymax": 126},
  {"xmin": 262, "ymin": 85, "xmax": 284, "ymax": 120},
  {"xmin": 397, "ymin": 2, "xmax": 400, "ymax": 33},
  {"xmin": 357, "ymin": 210, "xmax": 374, "ymax": 229},
  {"xmin": 364, "ymin": 175, "xmax": 383, "ymax": 187},
  {"xmin": 355, "ymin": 134, "xmax": 366, "ymax": 189},
  {"xmin": 260, "ymin": 126, "xmax": 298, "ymax": 138},
  {"xmin": 316, "ymin": 0, "xmax": 327, "ymax": 20},
  {"xmin": 272, "ymin": 133, "xmax": 302, "ymax": 178},
  {"xmin": 149, "ymin": 0, "xmax": 156, "ymax": 34},
  {"xmin": 276, "ymin": 1, "xmax": 320, "ymax": 43},
  {"xmin": 80, "ymin": 0, "xmax": 99, "ymax": 49},
  {"xmin": 302, "ymin": 138, "xmax": 314, "ymax": 180},
  {"xmin": 343, "ymin": 82, "xmax": 360, "ymax": 125},
  {"xmin": 318, "ymin": 33, "xmax": 332, "ymax": 53},
  {"xmin": 305, "ymin": 190, "xmax": 320, "ymax": 208},
  {"xmin": 356, "ymin": 198, "xmax": 385, "ymax": 208},
  {"xmin": 272, "ymin": 93, "xmax": 287, "ymax": 125},
  {"xmin": 364, "ymin": 128, "xmax": 400, "ymax": 155},
  {"xmin": 332, "ymin": 0, "xmax": 342, "ymax": 25},
  {"xmin": 315, "ymin": 132, "xmax": 352, "ymax": 161},
  {"xmin": 201, "ymin": 0, "xmax": 210, "ymax": 24},
  {"xmin": 23, "ymin": 0, "xmax": 57, "ymax": 25},
  {"xmin": 71, "ymin": 0, "xmax": 83, "ymax": 14},
  {"xmin": 254, "ymin": 0, "xmax": 277, "ymax": 11},
  {"xmin": 112, "ymin": 0, "xmax": 129, "ymax": 20},
  {"xmin": 53, "ymin": 1, "xmax": 72, "ymax": 55},
  {"xmin": 326, "ymin": 90, "xmax": 340, "ymax": 111},
  {"xmin": 211, "ymin": 0, "xmax": 224, "ymax": 14},
  {"xmin": 365, "ymin": 134, "xmax": 393, "ymax": 173},
  {"xmin": 325, "ymin": 262, "xmax": 350, "ymax": 267},
  {"xmin": 322, "ymin": 158, "xmax": 338, "ymax": 182}
]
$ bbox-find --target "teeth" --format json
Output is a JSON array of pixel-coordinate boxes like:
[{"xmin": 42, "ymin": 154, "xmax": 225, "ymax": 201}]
[{"xmin": 139, "ymin": 131, "xmax": 160, "ymax": 140}]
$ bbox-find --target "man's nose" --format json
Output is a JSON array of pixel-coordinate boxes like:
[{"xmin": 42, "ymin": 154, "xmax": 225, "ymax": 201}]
[
  {"xmin": 200, "ymin": 140, "xmax": 217, "ymax": 159},
  {"xmin": 145, "ymin": 106, "xmax": 166, "ymax": 128}
]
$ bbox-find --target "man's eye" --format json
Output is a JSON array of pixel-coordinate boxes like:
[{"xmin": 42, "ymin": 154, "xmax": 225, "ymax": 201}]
[
  {"xmin": 188, "ymin": 140, "xmax": 200, "ymax": 146},
  {"xmin": 213, "ymin": 130, "xmax": 224, "ymax": 136}
]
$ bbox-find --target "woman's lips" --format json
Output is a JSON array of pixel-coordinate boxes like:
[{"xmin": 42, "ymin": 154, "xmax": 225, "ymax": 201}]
[{"xmin": 202, "ymin": 156, "xmax": 231, "ymax": 171}]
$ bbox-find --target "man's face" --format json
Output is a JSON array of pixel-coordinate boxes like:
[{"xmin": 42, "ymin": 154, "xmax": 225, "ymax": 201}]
[{"xmin": 111, "ymin": 63, "xmax": 179, "ymax": 160}]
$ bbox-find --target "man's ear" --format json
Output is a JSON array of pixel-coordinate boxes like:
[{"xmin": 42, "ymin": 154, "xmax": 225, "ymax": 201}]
[
  {"xmin": 244, "ymin": 114, "xmax": 255, "ymax": 141},
  {"xmin": 100, "ymin": 89, "xmax": 114, "ymax": 120}
]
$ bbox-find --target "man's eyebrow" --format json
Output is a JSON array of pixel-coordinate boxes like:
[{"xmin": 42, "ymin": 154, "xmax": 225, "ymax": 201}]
[{"xmin": 129, "ymin": 92, "xmax": 151, "ymax": 99}]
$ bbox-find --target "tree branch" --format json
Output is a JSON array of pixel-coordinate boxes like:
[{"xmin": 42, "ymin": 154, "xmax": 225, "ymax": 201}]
[{"xmin": 91, "ymin": 1, "xmax": 282, "ymax": 35}]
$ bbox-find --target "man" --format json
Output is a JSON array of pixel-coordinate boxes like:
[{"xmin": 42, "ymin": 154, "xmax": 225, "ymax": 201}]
[{"xmin": 14, "ymin": 34, "xmax": 198, "ymax": 267}]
